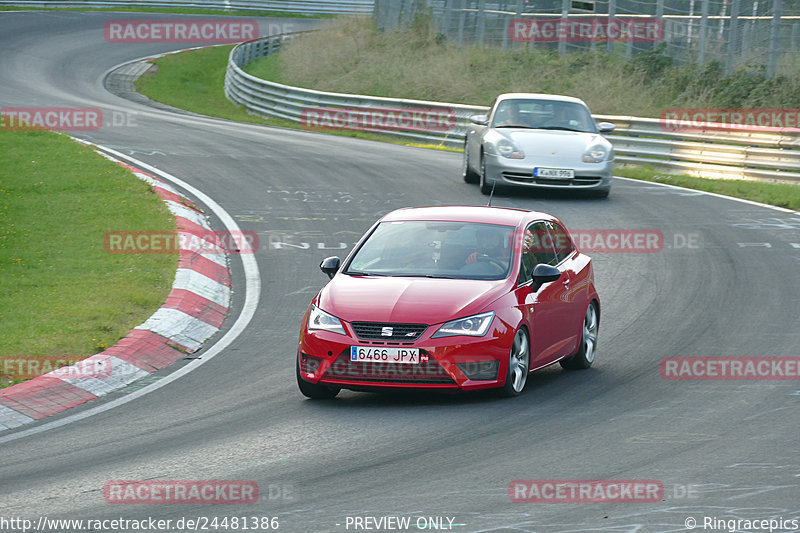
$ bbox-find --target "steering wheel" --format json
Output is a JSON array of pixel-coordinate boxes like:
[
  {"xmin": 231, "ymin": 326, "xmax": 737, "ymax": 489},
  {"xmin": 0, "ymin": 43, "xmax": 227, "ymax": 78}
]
[{"xmin": 475, "ymin": 254, "xmax": 507, "ymax": 273}]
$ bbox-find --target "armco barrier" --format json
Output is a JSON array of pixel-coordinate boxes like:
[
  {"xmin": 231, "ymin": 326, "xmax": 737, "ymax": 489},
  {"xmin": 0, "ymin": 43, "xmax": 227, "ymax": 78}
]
[
  {"xmin": 225, "ymin": 32, "xmax": 800, "ymax": 184},
  {"xmin": 0, "ymin": 0, "xmax": 374, "ymax": 14}
]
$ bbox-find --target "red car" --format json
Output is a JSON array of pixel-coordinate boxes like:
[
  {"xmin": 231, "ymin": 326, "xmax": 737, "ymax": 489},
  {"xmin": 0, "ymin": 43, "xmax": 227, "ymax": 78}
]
[{"xmin": 296, "ymin": 206, "xmax": 600, "ymax": 399}]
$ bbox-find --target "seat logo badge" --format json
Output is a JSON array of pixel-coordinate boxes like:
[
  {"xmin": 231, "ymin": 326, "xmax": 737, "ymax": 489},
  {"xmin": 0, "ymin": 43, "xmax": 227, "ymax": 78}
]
[{"xmin": 381, "ymin": 327, "xmax": 393, "ymax": 336}]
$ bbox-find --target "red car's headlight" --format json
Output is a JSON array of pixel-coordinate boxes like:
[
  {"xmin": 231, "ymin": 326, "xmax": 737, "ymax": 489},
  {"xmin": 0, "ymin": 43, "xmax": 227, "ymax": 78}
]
[
  {"xmin": 307, "ymin": 305, "xmax": 346, "ymax": 335},
  {"xmin": 432, "ymin": 311, "xmax": 495, "ymax": 338}
]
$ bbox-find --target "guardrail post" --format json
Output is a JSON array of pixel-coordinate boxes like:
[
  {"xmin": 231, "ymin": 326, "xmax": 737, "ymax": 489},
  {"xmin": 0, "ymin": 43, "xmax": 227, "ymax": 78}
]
[
  {"xmin": 442, "ymin": 0, "xmax": 454, "ymax": 42},
  {"xmin": 653, "ymin": 0, "xmax": 664, "ymax": 52},
  {"xmin": 725, "ymin": 0, "xmax": 740, "ymax": 74},
  {"xmin": 767, "ymin": 0, "xmax": 782, "ymax": 78},
  {"xmin": 513, "ymin": 0, "xmax": 523, "ymax": 50},
  {"xmin": 476, "ymin": 0, "xmax": 486, "ymax": 46},
  {"xmin": 698, "ymin": 0, "xmax": 709, "ymax": 64},
  {"xmin": 559, "ymin": 0, "xmax": 568, "ymax": 56},
  {"xmin": 457, "ymin": 0, "xmax": 466, "ymax": 47},
  {"xmin": 607, "ymin": 0, "xmax": 615, "ymax": 53}
]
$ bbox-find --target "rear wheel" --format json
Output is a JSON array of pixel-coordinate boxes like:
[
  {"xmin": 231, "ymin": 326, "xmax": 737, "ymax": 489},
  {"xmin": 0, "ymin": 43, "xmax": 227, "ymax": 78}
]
[
  {"xmin": 296, "ymin": 357, "xmax": 340, "ymax": 399},
  {"xmin": 499, "ymin": 328, "xmax": 530, "ymax": 397},
  {"xmin": 560, "ymin": 302, "xmax": 598, "ymax": 370},
  {"xmin": 463, "ymin": 141, "xmax": 479, "ymax": 184}
]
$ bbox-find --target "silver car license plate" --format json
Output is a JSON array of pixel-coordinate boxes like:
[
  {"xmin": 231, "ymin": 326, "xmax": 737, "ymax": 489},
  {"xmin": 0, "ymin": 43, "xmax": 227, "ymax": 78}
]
[{"xmin": 534, "ymin": 168, "xmax": 574, "ymax": 179}]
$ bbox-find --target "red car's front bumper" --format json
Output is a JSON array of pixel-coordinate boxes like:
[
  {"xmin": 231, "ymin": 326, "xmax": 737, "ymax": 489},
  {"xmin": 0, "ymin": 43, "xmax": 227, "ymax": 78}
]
[{"xmin": 298, "ymin": 321, "xmax": 515, "ymax": 392}]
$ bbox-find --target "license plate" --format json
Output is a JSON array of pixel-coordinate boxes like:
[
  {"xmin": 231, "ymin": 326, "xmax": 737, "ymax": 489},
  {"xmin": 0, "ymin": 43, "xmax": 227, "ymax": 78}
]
[
  {"xmin": 534, "ymin": 168, "xmax": 574, "ymax": 178},
  {"xmin": 350, "ymin": 346, "xmax": 420, "ymax": 364}
]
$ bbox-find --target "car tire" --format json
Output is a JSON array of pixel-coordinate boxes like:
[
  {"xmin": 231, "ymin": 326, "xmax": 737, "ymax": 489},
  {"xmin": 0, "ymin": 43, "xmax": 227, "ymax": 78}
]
[
  {"xmin": 463, "ymin": 141, "xmax": 479, "ymax": 184},
  {"xmin": 499, "ymin": 328, "xmax": 530, "ymax": 397},
  {"xmin": 560, "ymin": 302, "xmax": 599, "ymax": 370},
  {"xmin": 296, "ymin": 357, "xmax": 340, "ymax": 399},
  {"xmin": 479, "ymin": 154, "xmax": 493, "ymax": 195},
  {"xmin": 590, "ymin": 188, "xmax": 610, "ymax": 199}
]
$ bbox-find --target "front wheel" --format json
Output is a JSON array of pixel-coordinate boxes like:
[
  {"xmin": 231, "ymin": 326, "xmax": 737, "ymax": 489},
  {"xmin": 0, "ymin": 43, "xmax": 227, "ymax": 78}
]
[
  {"xmin": 296, "ymin": 357, "xmax": 340, "ymax": 399},
  {"xmin": 479, "ymin": 154, "xmax": 493, "ymax": 195},
  {"xmin": 560, "ymin": 302, "xmax": 598, "ymax": 370},
  {"xmin": 499, "ymin": 328, "xmax": 530, "ymax": 397},
  {"xmin": 463, "ymin": 141, "xmax": 479, "ymax": 184}
]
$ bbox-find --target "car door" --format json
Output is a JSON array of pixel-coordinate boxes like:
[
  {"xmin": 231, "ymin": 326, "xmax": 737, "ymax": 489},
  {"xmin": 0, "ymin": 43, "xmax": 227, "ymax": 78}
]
[
  {"xmin": 515, "ymin": 221, "xmax": 577, "ymax": 368},
  {"xmin": 547, "ymin": 221, "xmax": 586, "ymax": 356}
]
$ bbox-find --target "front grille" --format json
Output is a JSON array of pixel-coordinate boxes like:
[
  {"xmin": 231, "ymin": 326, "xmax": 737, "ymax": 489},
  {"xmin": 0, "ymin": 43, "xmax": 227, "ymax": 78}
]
[
  {"xmin": 502, "ymin": 171, "xmax": 533, "ymax": 182},
  {"xmin": 351, "ymin": 322, "xmax": 428, "ymax": 341},
  {"xmin": 501, "ymin": 171, "xmax": 603, "ymax": 187},
  {"xmin": 321, "ymin": 349, "xmax": 455, "ymax": 385},
  {"xmin": 570, "ymin": 177, "xmax": 603, "ymax": 186}
]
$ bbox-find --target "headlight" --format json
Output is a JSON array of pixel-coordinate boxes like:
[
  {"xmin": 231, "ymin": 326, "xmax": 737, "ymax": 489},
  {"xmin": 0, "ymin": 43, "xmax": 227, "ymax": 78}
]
[
  {"xmin": 583, "ymin": 145, "xmax": 608, "ymax": 163},
  {"xmin": 432, "ymin": 311, "xmax": 495, "ymax": 338},
  {"xmin": 307, "ymin": 305, "xmax": 346, "ymax": 335},
  {"xmin": 495, "ymin": 139, "xmax": 525, "ymax": 159}
]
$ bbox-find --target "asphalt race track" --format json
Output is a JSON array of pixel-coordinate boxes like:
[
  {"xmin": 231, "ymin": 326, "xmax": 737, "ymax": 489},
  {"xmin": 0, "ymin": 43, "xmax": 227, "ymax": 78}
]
[{"xmin": 1, "ymin": 11, "xmax": 799, "ymax": 533}]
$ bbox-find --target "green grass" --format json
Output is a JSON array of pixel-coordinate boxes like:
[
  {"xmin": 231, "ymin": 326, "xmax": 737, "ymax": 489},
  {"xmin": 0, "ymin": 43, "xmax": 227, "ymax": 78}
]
[
  {"xmin": 0, "ymin": 128, "xmax": 176, "ymax": 386},
  {"xmin": 616, "ymin": 165, "xmax": 800, "ymax": 211},
  {"xmin": 135, "ymin": 45, "xmax": 460, "ymax": 150},
  {"xmin": 136, "ymin": 45, "xmax": 264, "ymax": 123}
]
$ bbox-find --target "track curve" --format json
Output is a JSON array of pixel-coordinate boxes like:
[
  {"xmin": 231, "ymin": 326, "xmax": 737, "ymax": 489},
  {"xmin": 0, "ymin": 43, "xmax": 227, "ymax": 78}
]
[{"xmin": 1, "ymin": 11, "xmax": 798, "ymax": 533}]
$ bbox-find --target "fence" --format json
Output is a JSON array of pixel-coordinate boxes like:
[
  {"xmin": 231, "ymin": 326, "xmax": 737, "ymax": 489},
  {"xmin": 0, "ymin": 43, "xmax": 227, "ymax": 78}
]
[
  {"xmin": 375, "ymin": 0, "xmax": 800, "ymax": 78},
  {"xmin": 225, "ymin": 31, "xmax": 800, "ymax": 183},
  {"xmin": 0, "ymin": 0, "xmax": 375, "ymax": 14}
]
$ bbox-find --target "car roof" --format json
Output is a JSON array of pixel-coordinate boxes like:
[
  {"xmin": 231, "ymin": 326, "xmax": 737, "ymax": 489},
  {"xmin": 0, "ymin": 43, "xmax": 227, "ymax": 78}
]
[
  {"xmin": 494, "ymin": 93, "xmax": 588, "ymax": 106},
  {"xmin": 380, "ymin": 206, "xmax": 557, "ymax": 227}
]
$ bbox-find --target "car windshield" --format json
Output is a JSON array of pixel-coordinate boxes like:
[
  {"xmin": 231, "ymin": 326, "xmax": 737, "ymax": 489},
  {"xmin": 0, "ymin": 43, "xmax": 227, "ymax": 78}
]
[
  {"xmin": 491, "ymin": 99, "xmax": 596, "ymax": 133},
  {"xmin": 345, "ymin": 221, "xmax": 515, "ymax": 280}
]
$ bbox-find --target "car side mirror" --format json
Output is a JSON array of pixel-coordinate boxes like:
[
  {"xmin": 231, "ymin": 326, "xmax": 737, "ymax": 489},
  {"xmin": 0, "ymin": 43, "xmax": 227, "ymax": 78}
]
[
  {"xmin": 531, "ymin": 263, "xmax": 561, "ymax": 291},
  {"xmin": 470, "ymin": 114, "xmax": 488, "ymax": 126},
  {"xmin": 597, "ymin": 122, "xmax": 615, "ymax": 133},
  {"xmin": 320, "ymin": 256, "xmax": 341, "ymax": 279}
]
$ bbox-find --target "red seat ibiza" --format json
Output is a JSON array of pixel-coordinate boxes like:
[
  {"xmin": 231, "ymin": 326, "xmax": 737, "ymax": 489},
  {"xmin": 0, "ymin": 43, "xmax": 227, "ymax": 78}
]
[{"xmin": 297, "ymin": 206, "xmax": 600, "ymax": 399}]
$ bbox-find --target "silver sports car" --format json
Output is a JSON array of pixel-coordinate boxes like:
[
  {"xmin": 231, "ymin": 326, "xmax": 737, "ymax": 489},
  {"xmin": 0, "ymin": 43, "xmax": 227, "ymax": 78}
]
[{"xmin": 463, "ymin": 93, "xmax": 615, "ymax": 198}]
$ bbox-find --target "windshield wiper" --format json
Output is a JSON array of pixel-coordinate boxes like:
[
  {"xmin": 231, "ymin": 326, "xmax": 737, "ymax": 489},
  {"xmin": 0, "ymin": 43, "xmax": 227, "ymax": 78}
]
[
  {"xmin": 344, "ymin": 270, "xmax": 388, "ymax": 277},
  {"xmin": 396, "ymin": 274, "xmax": 458, "ymax": 279},
  {"xmin": 532, "ymin": 125, "xmax": 586, "ymax": 132}
]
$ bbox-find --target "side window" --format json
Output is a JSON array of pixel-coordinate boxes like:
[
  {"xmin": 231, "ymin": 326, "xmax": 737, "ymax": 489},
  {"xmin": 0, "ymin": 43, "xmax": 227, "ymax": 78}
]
[
  {"xmin": 547, "ymin": 222, "xmax": 575, "ymax": 264},
  {"xmin": 519, "ymin": 221, "xmax": 557, "ymax": 283}
]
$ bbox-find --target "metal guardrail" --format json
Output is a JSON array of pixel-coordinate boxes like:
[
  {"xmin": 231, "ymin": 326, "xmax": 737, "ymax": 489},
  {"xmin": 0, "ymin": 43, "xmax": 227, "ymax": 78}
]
[
  {"xmin": 225, "ymin": 32, "xmax": 800, "ymax": 184},
  {"xmin": 0, "ymin": 0, "xmax": 374, "ymax": 15}
]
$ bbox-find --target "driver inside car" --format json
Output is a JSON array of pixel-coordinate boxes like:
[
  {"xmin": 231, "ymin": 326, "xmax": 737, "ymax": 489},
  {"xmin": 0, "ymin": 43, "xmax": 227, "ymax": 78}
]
[
  {"xmin": 494, "ymin": 101, "xmax": 527, "ymax": 127},
  {"xmin": 466, "ymin": 226, "xmax": 509, "ymax": 268}
]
